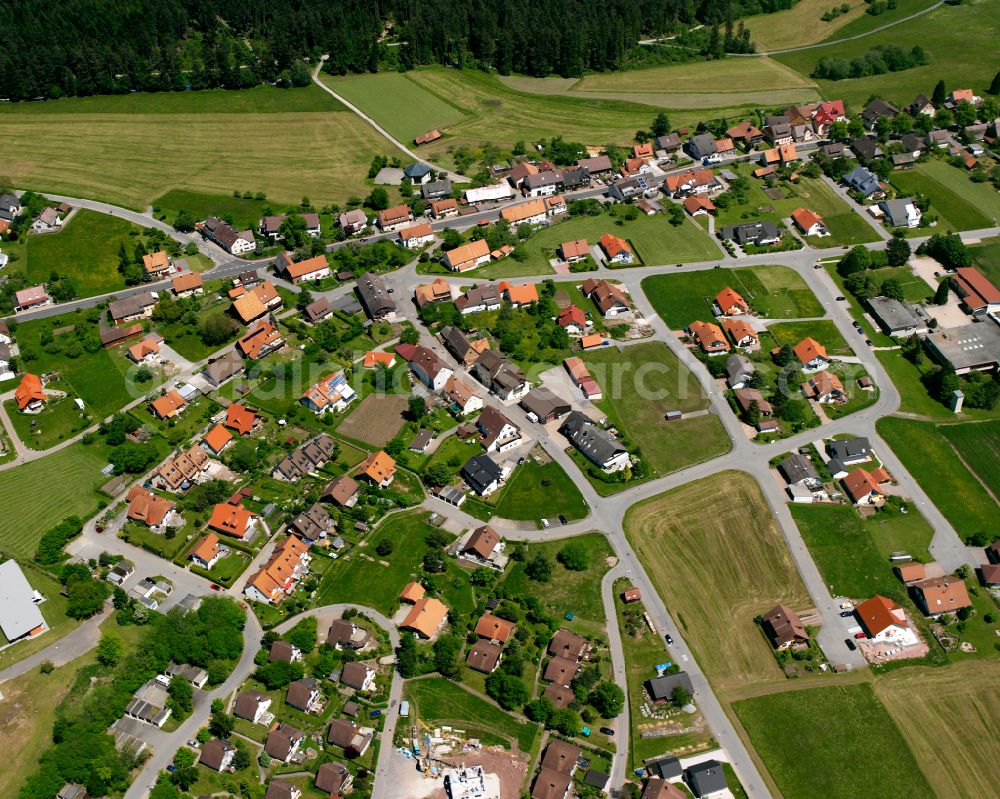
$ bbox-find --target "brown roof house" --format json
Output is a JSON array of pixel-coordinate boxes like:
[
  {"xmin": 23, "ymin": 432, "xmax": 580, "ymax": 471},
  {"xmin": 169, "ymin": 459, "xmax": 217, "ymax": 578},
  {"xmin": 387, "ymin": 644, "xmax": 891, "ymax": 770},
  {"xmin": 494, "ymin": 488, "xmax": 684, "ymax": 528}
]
[
  {"xmin": 547, "ymin": 628, "xmax": 591, "ymax": 661},
  {"xmin": 199, "ymin": 739, "xmax": 236, "ymax": 772},
  {"xmin": 460, "ymin": 525, "xmax": 504, "ymax": 567},
  {"xmin": 341, "ymin": 661, "xmax": 377, "ymax": 693},
  {"xmin": 233, "ymin": 690, "xmax": 273, "ymax": 725},
  {"xmin": 269, "ymin": 640, "xmax": 303, "ymax": 663},
  {"xmin": 323, "ymin": 475, "xmax": 359, "ymax": 507},
  {"xmin": 327, "ymin": 718, "xmax": 373, "ymax": 757},
  {"xmin": 911, "ymin": 576, "xmax": 972, "ymax": 618},
  {"xmin": 327, "ymin": 618, "xmax": 371, "ymax": 650},
  {"xmin": 264, "ymin": 782, "xmax": 300, "ymax": 799},
  {"xmin": 760, "ymin": 605, "xmax": 809, "ymax": 650},
  {"xmin": 286, "ymin": 678, "xmax": 322, "ymax": 713},
  {"xmin": 265, "ymin": 723, "xmax": 305, "ymax": 763},
  {"xmin": 543, "ymin": 656, "xmax": 581, "ymax": 686},
  {"xmin": 315, "ymin": 761, "xmax": 353, "ymax": 796},
  {"xmin": 466, "ymin": 641, "xmax": 503, "ymax": 673},
  {"xmin": 474, "ymin": 613, "xmax": 516, "ymax": 644}
]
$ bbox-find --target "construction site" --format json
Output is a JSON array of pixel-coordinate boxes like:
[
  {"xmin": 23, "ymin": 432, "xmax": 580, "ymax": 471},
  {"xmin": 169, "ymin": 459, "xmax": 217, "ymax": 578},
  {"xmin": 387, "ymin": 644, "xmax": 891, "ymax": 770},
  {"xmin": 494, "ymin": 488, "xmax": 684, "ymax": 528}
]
[{"xmin": 387, "ymin": 716, "xmax": 529, "ymax": 799}]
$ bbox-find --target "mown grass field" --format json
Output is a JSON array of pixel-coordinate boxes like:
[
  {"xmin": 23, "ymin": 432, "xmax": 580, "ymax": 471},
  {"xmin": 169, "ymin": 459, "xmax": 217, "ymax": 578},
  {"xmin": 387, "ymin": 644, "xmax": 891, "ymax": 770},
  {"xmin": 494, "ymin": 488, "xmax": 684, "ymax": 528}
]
[
  {"xmin": 563, "ymin": 57, "xmax": 820, "ymax": 110},
  {"xmin": 875, "ymin": 349, "xmax": 1000, "ymax": 421},
  {"xmin": 3, "ymin": 392, "xmax": 94, "ymax": 451},
  {"xmin": 969, "ymin": 237, "xmax": 1000, "ymax": 287},
  {"xmin": 877, "ymin": 417, "xmax": 998, "ymax": 536},
  {"xmin": 321, "ymin": 71, "xmax": 468, "ymax": 143},
  {"xmin": 155, "ymin": 189, "xmax": 272, "ymax": 231},
  {"xmin": 405, "ymin": 677, "xmax": 540, "ymax": 752},
  {"xmin": 492, "ymin": 458, "xmax": 588, "ymax": 521},
  {"xmin": 876, "ymin": 660, "xmax": 1000, "ymax": 799},
  {"xmin": 791, "ymin": 504, "xmax": 933, "ymax": 599},
  {"xmin": 314, "ymin": 510, "xmax": 445, "ymax": 614},
  {"xmin": 743, "ymin": 0, "xmax": 871, "ymax": 52},
  {"xmin": 20, "ymin": 210, "xmax": 147, "ymax": 296},
  {"xmin": 769, "ymin": 319, "xmax": 851, "ymax": 354},
  {"xmin": 510, "ymin": 211, "xmax": 720, "ymax": 274},
  {"xmin": 624, "ymin": 471, "xmax": 810, "ymax": 693},
  {"xmin": 642, "ymin": 264, "xmax": 823, "ymax": 328},
  {"xmin": 0, "ymin": 84, "xmax": 403, "ymax": 210},
  {"xmin": 582, "ymin": 341, "xmax": 731, "ymax": 475},
  {"xmin": 890, "ymin": 159, "xmax": 1000, "ymax": 232},
  {"xmin": 773, "ymin": 0, "xmax": 1000, "ymax": 110},
  {"xmin": 501, "ymin": 533, "xmax": 613, "ymax": 634},
  {"xmin": 0, "ymin": 443, "xmax": 108, "ymax": 559},
  {"xmin": 938, "ymin": 419, "xmax": 1000, "ymax": 500},
  {"xmin": 734, "ymin": 683, "xmax": 933, "ymax": 799}
]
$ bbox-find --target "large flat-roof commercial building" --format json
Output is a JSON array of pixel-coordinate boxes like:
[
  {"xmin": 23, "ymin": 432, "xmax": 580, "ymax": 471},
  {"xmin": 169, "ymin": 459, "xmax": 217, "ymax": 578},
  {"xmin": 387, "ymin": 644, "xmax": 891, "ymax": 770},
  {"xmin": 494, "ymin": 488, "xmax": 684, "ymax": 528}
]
[
  {"xmin": 925, "ymin": 321, "xmax": 1000, "ymax": 374},
  {"xmin": 0, "ymin": 560, "xmax": 47, "ymax": 642}
]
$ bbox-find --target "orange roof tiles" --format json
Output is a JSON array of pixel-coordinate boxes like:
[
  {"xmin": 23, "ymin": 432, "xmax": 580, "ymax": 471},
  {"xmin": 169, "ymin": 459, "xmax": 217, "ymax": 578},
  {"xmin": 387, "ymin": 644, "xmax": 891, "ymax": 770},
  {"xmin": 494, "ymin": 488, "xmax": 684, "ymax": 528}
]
[
  {"xmin": 142, "ymin": 250, "xmax": 170, "ymax": 273},
  {"xmin": 689, "ymin": 320, "xmax": 730, "ymax": 352},
  {"xmin": 443, "ymin": 239, "xmax": 491, "ymax": 271},
  {"xmin": 499, "ymin": 281, "xmax": 538, "ymax": 305},
  {"xmin": 204, "ymin": 423, "xmax": 233, "ymax": 453},
  {"xmin": 128, "ymin": 336, "xmax": 161, "ymax": 362},
  {"xmin": 237, "ymin": 321, "xmax": 282, "ymax": 360},
  {"xmin": 715, "ymin": 287, "xmax": 747, "ymax": 313},
  {"xmin": 172, "ymin": 271, "xmax": 204, "ymax": 293},
  {"xmin": 793, "ymin": 337, "xmax": 828, "ymax": 365},
  {"xmin": 722, "ymin": 318, "xmax": 757, "ymax": 343},
  {"xmin": 682, "ymin": 195, "xmax": 716, "ymax": 214},
  {"xmin": 126, "ymin": 485, "xmax": 175, "ymax": 527},
  {"xmin": 359, "ymin": 451, "xmax": 396, "ymax": 484},
  {"xmin": 414, "ymin": 278, "xmax": 452, "ymax": 307},
  {"xmin": 208, "ymin": 502, "xmax": 256, "ymax": 538},
  {"xmin": 283, "ymin": 254, "xmax": 329, "ymax": 280},
  {"xmin": 501, "ymin": 199, "xmax": 546, "ymax": 224},
  {"xmin": 856, "ymin": 595, "xmax": 907, "ymax": 637},
  {"xmin": 475, "ymin": 613, "xmax": 516, "ymax": 643},
  {"xmin": 14, "ymin": 373, "xmax": 45, "ymax": 410},
  {"xmin": 150, "ymin": 390, "xmax": 186, "ymax": 419},
  {"xmin": 190, "ymin": 533, "xmax": 221, "ymax": 564},
  {"xmin": 400, "ymin": 582, "xmax": 426, "ymax": 603},
  {"xmin": 560, "ymin": 240, "xmax": 590, "ymax": 260},
  {"xmin": 225, "ymin": 404, "xmax": 257, "ymax": 435},
  {"xmin": 363, "ymin": 351, "xmax": 397, "ymax": 368},
  {"xmin": 580, "ymin": 334, "xmax": 604, "ymax": 349},
  {"xmin": 598, "ymin": 233, "xmax": 633, "ymax": 260},
  {"xmin": 791, "ymin": 208, "xmax": 824, "ymax": 233},
  {"xmin": 401, "ymin": 597, "xmax": 448, "ymax": 638},
  {"xmin": 843, "ymin": 468, "xmax": 883, "ymax": 504}
]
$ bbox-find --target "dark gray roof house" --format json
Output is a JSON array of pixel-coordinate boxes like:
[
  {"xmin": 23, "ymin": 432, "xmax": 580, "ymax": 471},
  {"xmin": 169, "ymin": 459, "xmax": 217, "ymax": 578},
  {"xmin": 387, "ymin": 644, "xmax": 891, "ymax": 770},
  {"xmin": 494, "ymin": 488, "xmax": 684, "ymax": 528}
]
[
  {"xmin": 827, "ymin": 437, "xmax": 871, "ymax": 464},
  {"xmin": 654, "ymin": 133, "xmax": 682, "ymax": 151},
  {"xmin": 777, "ymin": 452, "xmax": 820, "ymax": 486},
  {"xmin": 559, "ymin": 411, "xmax": 628, "ymax": 470},
  {"xmin": 851, "ymin": 137, "xmax": 882, "ymax": 163},
  {"xmin": 646, "ymin": 670, "xmax": 694, "ymax": 701},
  {"xmin": 720, "ymin": 220, "xmax": 781, "ymax": 247},
  {"xmin": 725, "ymin": 354, "xmax": 755, "ymax": 389},
  {"xmin": 520, "ymin": 387, "xmax": 571, "ymax": 423},
  {"xmin": 685, "ymin": 133, "xmax": 717, "ymax": 160},
  {"xmin": 355, "ymin": 272, "xmax": 395, "ymax": 320},
  {"xmin": 421, "ymin": 179, "xmax": 453, "ymax": 199},
  {"xmin": 862, "ymin": 98, "xmax": 899, "ymax": 129},
  {"xmin": 686, "ymin": 760, "xmax": 728, "ymax": 798},
  {"xmin": 461, "ymin": 454, "xmax": 504, "ymax": 495},
  {"xmin": 647, "ymin": 756, "xmax": 683, "ymax": 780}
]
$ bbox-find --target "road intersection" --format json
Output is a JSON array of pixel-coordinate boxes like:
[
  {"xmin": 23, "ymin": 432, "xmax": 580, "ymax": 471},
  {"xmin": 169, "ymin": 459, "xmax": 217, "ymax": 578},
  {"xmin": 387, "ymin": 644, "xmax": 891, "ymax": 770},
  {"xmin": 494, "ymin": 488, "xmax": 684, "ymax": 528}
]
[{"xmin": 3, "ymin": 191, "xmax": 992, "ymax": 799}]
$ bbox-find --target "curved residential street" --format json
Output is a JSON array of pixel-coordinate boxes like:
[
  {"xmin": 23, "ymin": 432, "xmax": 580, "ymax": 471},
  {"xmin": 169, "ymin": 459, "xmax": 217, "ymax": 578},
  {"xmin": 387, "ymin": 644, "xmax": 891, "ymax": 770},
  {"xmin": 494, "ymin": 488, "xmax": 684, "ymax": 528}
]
[{"xmin": 2, "ymin": 187, "xmax": 992, "ymax": 799}]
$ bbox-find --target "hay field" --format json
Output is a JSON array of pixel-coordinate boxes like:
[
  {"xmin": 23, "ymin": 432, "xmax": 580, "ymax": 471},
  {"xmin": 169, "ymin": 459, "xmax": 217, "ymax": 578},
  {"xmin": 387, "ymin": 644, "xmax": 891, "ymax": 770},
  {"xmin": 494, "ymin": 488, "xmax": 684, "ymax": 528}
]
[
  {"xmin": 623, "ymin": 471, "xmax": 810, "ymax": 693},
  {"xmin": 337, "ymin": 394, "xmax": 408, "ymax": 447},
  {"xmin": 743, "ymin": 0, "xmax": 870, "ymax": 52},
  {"xmin": 876, "ymin": 661, "xmax": 1000, "ymax": 799},
  {"xmin": 0, "ymin": 87, "xmax": 404, "ymax": 210}
]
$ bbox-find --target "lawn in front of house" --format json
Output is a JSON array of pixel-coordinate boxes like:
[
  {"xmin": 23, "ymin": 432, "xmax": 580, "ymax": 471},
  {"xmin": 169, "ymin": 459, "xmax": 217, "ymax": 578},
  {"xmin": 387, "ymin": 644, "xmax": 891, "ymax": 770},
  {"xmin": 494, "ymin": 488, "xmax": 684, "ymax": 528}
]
[
  {"xmin": 3, "ymin": 390, "xmax": 95, "ymax": 451},
  {"xmin": 874, "ymin": 350, "xmax": 1000, "ymax": 422},
  {"xmin": 581, "ymin": 341, "xmax": 730, "ymax": 475},
  {"xmin": 624, "ymin": 472, "xmax": 810, "ymax": 693},
  {"xmin": 734, "ymin": 683, "xmax": 932, "ymax": 799},
  {"xmin": 768, "ymin": 319, "xmax": 850, "ymax": 355},
  {"xmin": 155, "ymin": 189, "xmax": 274, "ymax": 232},
  {"xmin": 641, "ymin": 264, "xmax": 823, "ymax": 329},
  {"xmin": 492, "ymin": 458, "xmax": 588, "ymax": 522},
  {"xmin": 314, "ymin": 510, "xmax": 447, "ymax": 614},
  {"xmin": 878, "ymin": 417, "xmax": 999, "ymax": 537},
  {"xmin": 790, "ymin": 504, "xmax": 931, "ymax": 599},
  {"xmin": 23, "ymin": 209, "xmax": 151, "ymax": 297},
  {"xmin": 404, "ymin": 677, "xmax": 540, "ymax": 753},
  {"xmin": 421, "ymin": 433, "xmax": 485, "ymax": 479},
  {"xmin": 133, "ymin": 393, "xmax": 222, "ymax": 447},
  {"xmin": 500, "ymin": 533, "xmax": 613, "ymax": 635}
]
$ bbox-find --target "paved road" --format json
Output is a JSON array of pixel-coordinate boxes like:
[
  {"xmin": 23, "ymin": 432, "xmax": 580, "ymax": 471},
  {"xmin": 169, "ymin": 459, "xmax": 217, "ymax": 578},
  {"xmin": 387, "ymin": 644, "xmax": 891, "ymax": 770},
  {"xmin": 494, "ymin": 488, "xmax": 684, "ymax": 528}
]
[
  {"xmin": 0, "ymin": 607, "xmax": 111, "ymax": 684},
  {"xmin": 601, "ymin": 565, "xmax": 632, "ymax": 790}
]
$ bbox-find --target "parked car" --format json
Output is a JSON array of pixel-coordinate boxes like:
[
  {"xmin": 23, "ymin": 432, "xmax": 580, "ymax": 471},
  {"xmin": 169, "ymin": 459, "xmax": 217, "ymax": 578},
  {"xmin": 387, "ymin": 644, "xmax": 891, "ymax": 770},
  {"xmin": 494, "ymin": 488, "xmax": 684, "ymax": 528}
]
[
  {"xmin": 559, "ymin": 515, "xmax": 569, "ymax": 525},
  {"xmin": 865, "ymin": 339, "xmax": 873, "ymax": 347},
  {"xmin": 369, "ymin": 709, "xmax": 382, "ymax": 718},
  {"xmin": 166, "ymin": 765, "xmax": 177, "ymax": 774},
  {"xmin": 845, "ymin": 638, "xmax": 857, "ymax": 651},
  {"xmin": 600, "ymin": 727, "xmax": 615, "ymax": 736},
  {"xmin": 836, "ymin": 296, "xmax": 846, "ymax": 301},
  {"xmin": 840, "ymin": 603, "xmax": 853, "ymax": 609},
  {"xmin": 210, "ymin": 584, "xmax": 221, "ymax": 591},
  {"xmin": 839, "ymin": 610, "xmax": 854, "ymax": 617},
  {"xmin": 541, "ymin": 519, "xmax": 550, "ymax": 528},
  {"xmin": 854, "ymin": 631, "xmax": 866, "ymax": 639},
  {"xmin": 665, "ymin": 634, "xmax": 674, "ymax": 645}
]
